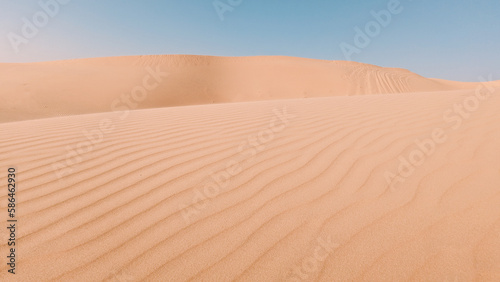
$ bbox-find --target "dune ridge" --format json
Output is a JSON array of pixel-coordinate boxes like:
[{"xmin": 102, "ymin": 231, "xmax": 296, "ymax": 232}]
[{"xmin": 2, "ymin": 55, "xmax": 497, "ymax": 123}]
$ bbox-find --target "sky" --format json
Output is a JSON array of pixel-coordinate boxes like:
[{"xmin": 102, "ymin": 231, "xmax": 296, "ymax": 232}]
[{"xmin": 0, "ymin": 0, "xmax": 498, "ymax": 82}]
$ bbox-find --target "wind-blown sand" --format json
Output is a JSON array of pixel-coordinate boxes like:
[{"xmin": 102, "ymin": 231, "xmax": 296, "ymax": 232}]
[
  {"xmin": 0, "ymin": 55, "xmax": 494, "ymax": 123},
  {"xmin": 0, "ymin": 56, "xmax": 499, "ymax": 281}
]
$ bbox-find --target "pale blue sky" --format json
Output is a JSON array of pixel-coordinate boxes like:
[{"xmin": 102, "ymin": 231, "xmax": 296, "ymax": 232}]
[{"xmin": 1, "ymin": 0, "xmax": 498, "ymax": 81}]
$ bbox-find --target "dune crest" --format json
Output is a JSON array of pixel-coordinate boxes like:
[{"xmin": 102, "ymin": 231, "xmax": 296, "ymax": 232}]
[{"xmin": 1, "ymin": 55, "xmax": 496, "ymax": 123}]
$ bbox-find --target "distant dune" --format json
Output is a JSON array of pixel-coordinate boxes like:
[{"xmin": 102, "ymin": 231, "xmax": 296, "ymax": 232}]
[
  {"xmin": 1, "ymin": 56, "xmax": 499, "ymax": 281},
  {"xmin": 1, "ymin": 55, "xmax": 496, "ymax": 123}
]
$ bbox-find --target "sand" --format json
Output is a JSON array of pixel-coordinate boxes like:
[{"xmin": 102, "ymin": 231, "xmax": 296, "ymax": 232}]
[
  {"xmin": 0, "ymin": 55, "xmax": 493, "ymax": 123},
  {"xmin": 0, "ymin": 55, "xmax": 499, "ymax": 281}
]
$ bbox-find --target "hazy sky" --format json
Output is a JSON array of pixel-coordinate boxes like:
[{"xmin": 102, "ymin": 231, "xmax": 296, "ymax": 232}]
[{"xmin": 1, "ymin": 0, "xmax": 498, "ymax": 81}]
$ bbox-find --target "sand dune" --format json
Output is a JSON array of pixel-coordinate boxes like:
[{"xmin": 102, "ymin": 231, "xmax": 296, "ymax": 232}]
[
  {"xmin": 1, "ymin": 87, "xmax": 499, "ymax": 281},
  {"xmin": 1, "ymin": 55, "xmax": 495, "ymax": 123}
]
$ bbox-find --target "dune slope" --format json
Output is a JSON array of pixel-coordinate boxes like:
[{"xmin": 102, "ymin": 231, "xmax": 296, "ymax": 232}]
[
  {"xmin": 0, "ymin": 55, "xmax": 493, "ymax": 123},
  {"xmin": 1, "ymin": 88, "xmax": 499, "ymax": 281}
]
